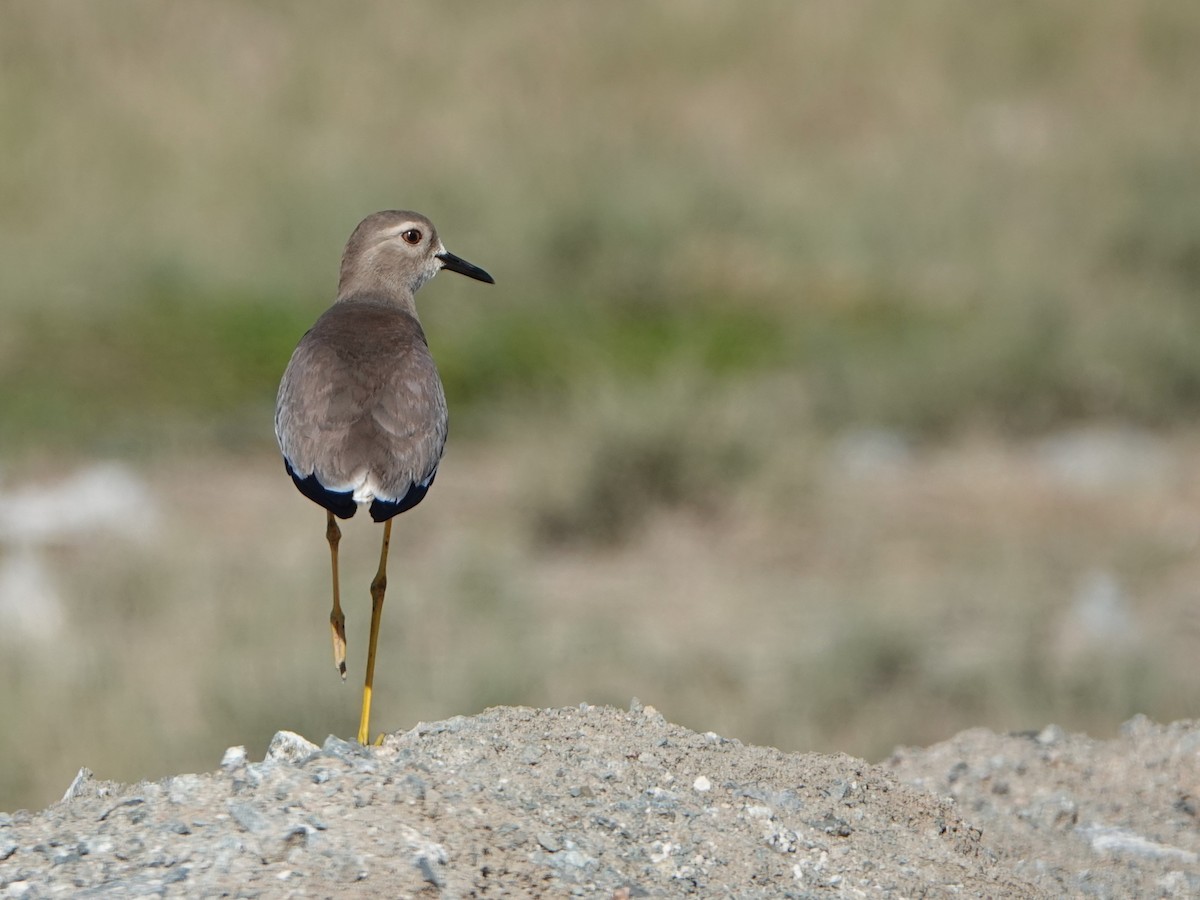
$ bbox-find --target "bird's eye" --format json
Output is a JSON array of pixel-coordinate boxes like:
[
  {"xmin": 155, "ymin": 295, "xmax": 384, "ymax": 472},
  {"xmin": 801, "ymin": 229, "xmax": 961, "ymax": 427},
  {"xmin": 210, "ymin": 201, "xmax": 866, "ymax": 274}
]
[{"xmin": 401, "ymin": 229, "xmax": 422, "ymax": 245}]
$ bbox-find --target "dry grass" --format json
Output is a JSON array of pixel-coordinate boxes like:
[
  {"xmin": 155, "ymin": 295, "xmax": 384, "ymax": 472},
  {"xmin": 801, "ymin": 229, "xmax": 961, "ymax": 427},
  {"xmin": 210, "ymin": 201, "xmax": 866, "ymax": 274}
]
[{"xmin": 4, "ymin": 424, "xmax": 1200, "ymax": 810}]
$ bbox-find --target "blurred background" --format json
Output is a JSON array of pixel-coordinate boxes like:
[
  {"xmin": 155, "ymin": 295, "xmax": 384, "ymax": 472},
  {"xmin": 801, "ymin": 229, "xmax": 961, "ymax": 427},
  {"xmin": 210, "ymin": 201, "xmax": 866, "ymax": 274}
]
[{"xmin": 2, "ymin": 1, "xmax": 1199, "ymax": 811}]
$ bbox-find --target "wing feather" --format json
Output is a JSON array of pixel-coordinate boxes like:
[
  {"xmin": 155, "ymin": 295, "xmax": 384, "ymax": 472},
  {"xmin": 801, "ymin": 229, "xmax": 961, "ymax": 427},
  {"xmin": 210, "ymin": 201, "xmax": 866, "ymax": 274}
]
[{"xmin": 275, "ymin": 298, "xmax": 447, "ymax": 510}]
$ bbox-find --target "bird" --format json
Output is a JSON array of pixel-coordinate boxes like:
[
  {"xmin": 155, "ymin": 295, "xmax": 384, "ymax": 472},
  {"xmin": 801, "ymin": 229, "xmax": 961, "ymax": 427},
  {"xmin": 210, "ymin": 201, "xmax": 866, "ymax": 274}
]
[{"xmin": 275, "ymin": 210, "xmax": 493, "ymax": 745}]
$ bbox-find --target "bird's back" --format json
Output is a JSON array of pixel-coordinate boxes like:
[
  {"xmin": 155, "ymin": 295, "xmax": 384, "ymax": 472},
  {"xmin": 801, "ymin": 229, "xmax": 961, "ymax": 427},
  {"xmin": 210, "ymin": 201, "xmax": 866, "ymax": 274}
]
[{"xmin": 275, "ymin": 295, "xmax": 448, "ymax": 521}]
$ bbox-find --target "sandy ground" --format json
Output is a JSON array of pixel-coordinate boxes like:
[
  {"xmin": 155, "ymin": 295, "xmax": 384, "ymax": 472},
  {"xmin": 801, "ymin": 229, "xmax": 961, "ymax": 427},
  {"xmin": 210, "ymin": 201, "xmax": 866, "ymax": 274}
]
[{"xmin": 1, "ymin": 705, "xmax": 1197, "ymax": 898}]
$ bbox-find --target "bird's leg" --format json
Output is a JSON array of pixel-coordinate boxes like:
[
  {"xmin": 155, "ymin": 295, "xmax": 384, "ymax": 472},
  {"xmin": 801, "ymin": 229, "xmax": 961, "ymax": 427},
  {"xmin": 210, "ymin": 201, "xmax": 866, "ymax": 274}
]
[
  {"xmin": 326, "ymin": 511, "xmax": 347, "ymax": 680},
  {"xmin": 358, "ymin": 519, "xmax": 392, "ymax": 745}
]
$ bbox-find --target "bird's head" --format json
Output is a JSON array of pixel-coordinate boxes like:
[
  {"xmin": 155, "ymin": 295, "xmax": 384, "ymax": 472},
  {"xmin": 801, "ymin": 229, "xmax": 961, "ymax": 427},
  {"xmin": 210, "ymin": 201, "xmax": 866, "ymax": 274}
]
[{"xmin": 337, "ymin": 210, "xmax": 494, "ymax": 301}]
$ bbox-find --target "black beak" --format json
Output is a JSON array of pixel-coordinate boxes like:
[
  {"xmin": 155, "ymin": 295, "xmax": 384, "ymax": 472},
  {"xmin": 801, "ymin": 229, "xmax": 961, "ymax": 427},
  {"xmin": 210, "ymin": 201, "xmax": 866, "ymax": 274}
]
[{"xmin": 437, "ymin": 251, "xmax": 495, "ymax": 284}]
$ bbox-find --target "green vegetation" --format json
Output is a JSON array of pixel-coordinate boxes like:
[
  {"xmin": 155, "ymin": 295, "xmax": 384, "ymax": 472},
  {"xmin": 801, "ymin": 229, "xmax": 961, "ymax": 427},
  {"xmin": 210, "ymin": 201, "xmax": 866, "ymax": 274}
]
[{"xmin": 3, "ymin": 1, "xmax": 1199, "ymax": 454}]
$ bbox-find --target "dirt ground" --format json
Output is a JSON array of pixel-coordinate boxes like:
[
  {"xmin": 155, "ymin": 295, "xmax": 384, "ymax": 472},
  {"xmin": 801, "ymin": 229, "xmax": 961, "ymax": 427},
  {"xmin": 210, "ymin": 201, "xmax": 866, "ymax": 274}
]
[{"xmin": 1, "ymin": 704, "xmax": 1196, "ymax": 898}]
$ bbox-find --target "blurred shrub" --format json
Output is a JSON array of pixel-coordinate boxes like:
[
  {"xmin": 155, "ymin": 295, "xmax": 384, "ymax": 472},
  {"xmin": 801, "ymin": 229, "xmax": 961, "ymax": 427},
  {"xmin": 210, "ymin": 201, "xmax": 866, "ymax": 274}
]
[{"xmin": 527, "ymin": 379, "xmax": 767, "ymax": 547}]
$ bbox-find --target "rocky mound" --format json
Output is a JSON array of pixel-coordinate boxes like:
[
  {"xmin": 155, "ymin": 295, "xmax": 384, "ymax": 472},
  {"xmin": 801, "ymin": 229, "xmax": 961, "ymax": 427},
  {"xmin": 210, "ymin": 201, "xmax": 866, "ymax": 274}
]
[{"xmin": 1, "ymin": 704, "xmax": 1197, "ymax": 897}]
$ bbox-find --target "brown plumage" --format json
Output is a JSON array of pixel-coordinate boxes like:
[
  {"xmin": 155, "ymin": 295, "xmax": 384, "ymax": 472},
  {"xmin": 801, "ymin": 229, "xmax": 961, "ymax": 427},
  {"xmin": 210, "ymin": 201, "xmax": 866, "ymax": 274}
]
[
  {"xmin": 276, "ymin": 299, "xmax": 448, "ymax": 521},
  {"xmin": 275, "ymin": 210, "xmax": 493, "ymax": 744}
]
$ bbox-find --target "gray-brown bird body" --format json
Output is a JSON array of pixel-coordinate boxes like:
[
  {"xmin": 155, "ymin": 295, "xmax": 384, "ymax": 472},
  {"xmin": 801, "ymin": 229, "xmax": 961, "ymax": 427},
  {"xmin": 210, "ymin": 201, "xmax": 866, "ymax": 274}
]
[
  {"xmin": 274, "ymin": 209, "xmax": 491, "ymax": 743},
  {"xmin": 276, "ymin": 297, "xmax": 447, "ymax": 521},
  {"xmin": 275, "ymin": 210, "xmax": 492, "ymax": 522}
]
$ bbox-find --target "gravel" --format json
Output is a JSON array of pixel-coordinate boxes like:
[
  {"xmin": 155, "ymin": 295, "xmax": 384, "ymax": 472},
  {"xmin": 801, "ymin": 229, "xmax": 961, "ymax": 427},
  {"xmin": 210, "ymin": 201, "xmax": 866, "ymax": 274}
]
[{"xmin": 1, "ymin": 703, "xmax": 1197, "ymax": 897}]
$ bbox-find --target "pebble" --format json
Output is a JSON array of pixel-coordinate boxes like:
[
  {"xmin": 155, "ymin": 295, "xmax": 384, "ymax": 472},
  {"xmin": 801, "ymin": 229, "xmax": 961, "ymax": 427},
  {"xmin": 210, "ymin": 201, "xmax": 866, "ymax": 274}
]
[
  {"xmin": 220, "ymin": 746, "xmax": 248, "ymax": 773},
  {"xmin": 60, "ymin": 768, "xmax": 92, "ymax": 803},
  {"xmin": 228, "ymin": 802, "xmax": 271, "ymax": 835},
  {"xmin": 266, "ymin": 731, "xmax": 319, "ymax": 765},
  {"xmin": 168, "ymin": 774, "xmax": 204, "ymax": 805},
  {"xmin": 1084, "ymin": 825, "xmax": 1200, "ymax": 864},
  {"xmin": 1036, "ymin": 724, "xmax": 1065, "ymax": 746}
]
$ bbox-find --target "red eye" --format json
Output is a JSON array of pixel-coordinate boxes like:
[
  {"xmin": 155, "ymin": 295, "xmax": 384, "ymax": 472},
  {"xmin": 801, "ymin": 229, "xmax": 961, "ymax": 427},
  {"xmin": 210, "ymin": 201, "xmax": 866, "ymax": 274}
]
[{"xmin": 401, "ymin": 229, "xmax": 422, "ymax": 245}]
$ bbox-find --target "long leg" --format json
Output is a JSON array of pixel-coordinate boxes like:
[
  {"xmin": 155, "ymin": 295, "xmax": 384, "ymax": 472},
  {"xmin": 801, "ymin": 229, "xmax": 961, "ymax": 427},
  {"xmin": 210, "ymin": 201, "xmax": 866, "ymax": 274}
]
[
  {"xmin": 358, "ymin": 518, "xmax": 393, "ymax": 745},
  {"xmin": 326, "ymin": 511, "xmax": 347, "ymax": 679}
]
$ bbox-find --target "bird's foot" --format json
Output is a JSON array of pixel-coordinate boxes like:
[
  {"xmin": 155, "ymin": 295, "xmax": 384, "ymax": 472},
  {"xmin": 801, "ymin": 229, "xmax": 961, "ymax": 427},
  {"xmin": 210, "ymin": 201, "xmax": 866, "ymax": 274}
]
[{"xmin": 330, "ymin": 609, "xmax": 347, "ymax": 680}]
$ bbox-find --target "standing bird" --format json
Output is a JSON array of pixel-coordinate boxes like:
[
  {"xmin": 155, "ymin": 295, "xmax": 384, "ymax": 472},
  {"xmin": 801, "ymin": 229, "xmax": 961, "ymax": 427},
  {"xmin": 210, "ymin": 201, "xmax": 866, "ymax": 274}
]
[{"xmin": 275, "ymin": 210, "xmax": 493, "ymax": 744}]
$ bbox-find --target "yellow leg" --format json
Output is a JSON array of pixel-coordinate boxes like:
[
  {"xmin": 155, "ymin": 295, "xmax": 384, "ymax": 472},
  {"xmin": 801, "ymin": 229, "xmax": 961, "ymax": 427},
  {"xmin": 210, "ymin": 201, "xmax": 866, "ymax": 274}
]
[
  {"xmin": 326, "ymin": 511, "xmax": 347, "ymax": 680},
  {"xmin": 357, "ymin": 519, "xmax": 392, "ymax": 745}
]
